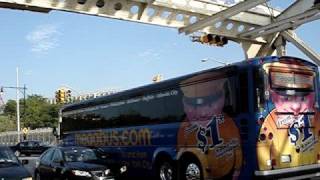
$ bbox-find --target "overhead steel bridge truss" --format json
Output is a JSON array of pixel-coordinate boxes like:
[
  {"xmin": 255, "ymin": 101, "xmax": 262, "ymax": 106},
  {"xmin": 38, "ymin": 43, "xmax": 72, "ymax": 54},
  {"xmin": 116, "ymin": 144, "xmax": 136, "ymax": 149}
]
[{"xmin": 0, "ymin": 0, "xmax": 319, "ymax": 64}]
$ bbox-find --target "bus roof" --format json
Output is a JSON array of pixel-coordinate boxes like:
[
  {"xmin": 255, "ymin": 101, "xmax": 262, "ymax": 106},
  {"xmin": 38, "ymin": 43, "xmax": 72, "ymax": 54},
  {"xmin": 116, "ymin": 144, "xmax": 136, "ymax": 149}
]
[{"xmin": 61, "ymin": 56, "xmax": 316, "ymax": 112}]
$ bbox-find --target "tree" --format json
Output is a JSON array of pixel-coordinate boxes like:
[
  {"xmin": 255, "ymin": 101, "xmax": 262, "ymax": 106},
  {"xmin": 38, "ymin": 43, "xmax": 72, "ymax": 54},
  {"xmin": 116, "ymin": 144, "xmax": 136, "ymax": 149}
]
[
  {"xmin": 3, "ymin": 100, "xmax": 16, "ymax": 119},
  {"xmin": 23, "ymin": 95, "xmax": 61, "ymax": 129},
  {"xmin": 2, "ymin": 95, "xmax": 61, "ymax": 130},
  {"xmin": 0, "ymin": 115, "xmax": 16, "ymax": 132}
]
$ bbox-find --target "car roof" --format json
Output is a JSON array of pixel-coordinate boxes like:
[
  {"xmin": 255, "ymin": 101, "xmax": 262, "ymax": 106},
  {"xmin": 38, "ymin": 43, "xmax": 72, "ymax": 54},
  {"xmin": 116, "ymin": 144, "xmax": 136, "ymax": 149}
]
[
  {"xmin": 57, "ymin": 146, "xmax": 93, "ymax": 151},
  {"xmin": 20, "ymin": 140, "xmax": 41, "ymax": 143}
]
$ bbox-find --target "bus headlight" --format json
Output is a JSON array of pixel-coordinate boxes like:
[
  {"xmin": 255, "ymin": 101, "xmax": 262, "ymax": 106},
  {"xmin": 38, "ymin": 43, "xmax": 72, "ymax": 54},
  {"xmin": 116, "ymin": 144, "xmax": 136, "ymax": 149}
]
[
  {"xmin": 105, "ymin": 169, "xmax": 111, "ymax": 175},
  {"xmin": 72, "ymin": 170, "xmax": 92, "ymax": 177},
  {"xmin": 22, "ymin": 177, "xmax": 32, "ymax": 180}
]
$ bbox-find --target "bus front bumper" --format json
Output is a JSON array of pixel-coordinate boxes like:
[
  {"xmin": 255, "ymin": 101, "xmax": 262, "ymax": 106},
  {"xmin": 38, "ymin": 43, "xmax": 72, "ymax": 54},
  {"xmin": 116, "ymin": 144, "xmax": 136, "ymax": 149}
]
[{"xmin": 255, "ymin": 164, "xmax": 320, "ymax": 180}]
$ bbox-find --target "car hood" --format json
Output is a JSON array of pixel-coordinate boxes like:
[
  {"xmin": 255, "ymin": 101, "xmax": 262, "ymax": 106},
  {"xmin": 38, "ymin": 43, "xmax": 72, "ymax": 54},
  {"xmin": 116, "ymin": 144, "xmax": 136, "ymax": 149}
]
[
  {"xmin": 0, "ymin": 165, "xmax": 31, "ymax": 178},
  {"xmin": 67, "ymin": 161, "xmax": 107, "ymax": 171}
]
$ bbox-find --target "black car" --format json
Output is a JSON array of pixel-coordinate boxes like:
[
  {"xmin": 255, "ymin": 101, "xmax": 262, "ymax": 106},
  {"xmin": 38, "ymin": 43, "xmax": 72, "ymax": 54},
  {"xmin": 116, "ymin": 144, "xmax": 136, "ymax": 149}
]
[
  {"xmin": 11, "ymin": 140, "xmax": 51, "ymax": 157},
  {"xmin": 0, "ymin": 146, "xmax": 32, "ymax": 180},
  {"xmin": 34, "ymin": 146, "xmax": 126, "ymax": 180}
]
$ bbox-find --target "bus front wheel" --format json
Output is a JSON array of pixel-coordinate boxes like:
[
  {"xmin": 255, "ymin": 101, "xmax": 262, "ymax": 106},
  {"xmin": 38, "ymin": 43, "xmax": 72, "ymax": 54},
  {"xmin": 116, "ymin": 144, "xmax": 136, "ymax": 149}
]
[{"xmin": 180, "ymin": 159, "xmax": 202, "ymax": 180}]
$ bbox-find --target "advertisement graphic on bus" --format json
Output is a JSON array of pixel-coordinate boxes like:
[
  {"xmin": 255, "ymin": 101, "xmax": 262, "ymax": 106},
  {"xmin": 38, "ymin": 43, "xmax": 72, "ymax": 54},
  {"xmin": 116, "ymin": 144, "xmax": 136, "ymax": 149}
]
[
  {"xmin": 256, "ymin": 60, "xmax": 320, "ymax": 172},
  {"xmin": 60, "ymin": 56, "xmax": 320, "ymax": 180}
]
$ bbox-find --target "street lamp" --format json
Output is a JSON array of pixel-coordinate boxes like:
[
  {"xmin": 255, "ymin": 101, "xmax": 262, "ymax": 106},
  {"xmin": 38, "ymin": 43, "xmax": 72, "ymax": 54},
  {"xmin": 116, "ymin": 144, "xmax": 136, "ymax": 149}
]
[{"xmin": 201, "ymin": 58, "xmax": 230, "ymax": 66}]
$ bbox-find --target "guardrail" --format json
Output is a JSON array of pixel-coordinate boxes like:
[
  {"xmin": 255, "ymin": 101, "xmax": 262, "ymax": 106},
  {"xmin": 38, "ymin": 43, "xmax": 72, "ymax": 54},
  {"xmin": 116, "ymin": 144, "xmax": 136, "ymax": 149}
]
[{"xmin": 0, "ymin": 128, "xmax": 56, "ymax": 146}]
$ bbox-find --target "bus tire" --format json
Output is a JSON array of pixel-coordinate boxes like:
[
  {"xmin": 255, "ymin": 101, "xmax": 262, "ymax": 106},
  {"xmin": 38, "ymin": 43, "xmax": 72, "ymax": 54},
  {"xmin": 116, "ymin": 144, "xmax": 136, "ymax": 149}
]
[
  {"xmin": 157, "ymin": 159, "xmax": 176, "ymax": 180},
  {"xmin": 179, "ymin": 158, "xmax": 203, "ymax": 180}
]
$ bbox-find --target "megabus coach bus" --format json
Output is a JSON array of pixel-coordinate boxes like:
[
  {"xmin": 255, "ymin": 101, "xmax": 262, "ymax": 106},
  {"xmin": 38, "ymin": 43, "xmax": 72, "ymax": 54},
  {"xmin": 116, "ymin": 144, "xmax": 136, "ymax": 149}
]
[{"xmin": 59, "ymin": 56, "xmax": 320, "ymax": 180}]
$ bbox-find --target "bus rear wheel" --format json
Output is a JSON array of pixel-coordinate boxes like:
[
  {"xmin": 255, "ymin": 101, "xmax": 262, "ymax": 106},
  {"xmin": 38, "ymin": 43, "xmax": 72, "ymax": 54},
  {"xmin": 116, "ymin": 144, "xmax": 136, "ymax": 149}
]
[
  {"xmin": 180, "ymin": 159, "xmax": 202, "ymax": 180},
  {"xmin": 158, "ymin": 161, "xmax": 176, "ymax": 180}
]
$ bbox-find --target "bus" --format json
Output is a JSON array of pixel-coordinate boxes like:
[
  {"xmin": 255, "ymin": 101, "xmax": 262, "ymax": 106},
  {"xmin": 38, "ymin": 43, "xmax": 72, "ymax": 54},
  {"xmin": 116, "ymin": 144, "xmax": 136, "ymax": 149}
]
[{"xmin": 59, "ymin": 56, "xmax": 320, "ymax": 180}]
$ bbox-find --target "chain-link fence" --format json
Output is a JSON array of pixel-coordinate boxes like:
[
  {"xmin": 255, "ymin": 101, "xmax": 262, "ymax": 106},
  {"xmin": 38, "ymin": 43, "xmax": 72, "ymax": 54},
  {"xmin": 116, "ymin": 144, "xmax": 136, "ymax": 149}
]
[{"xmin": 0, "ymin": 128, "xmax": 57, "ymax": 146}]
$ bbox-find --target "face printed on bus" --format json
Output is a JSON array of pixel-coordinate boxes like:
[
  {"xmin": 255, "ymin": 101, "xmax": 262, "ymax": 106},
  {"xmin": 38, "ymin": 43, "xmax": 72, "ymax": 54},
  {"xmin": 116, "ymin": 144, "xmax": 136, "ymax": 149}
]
[
  {"xmin": 182, "ymin": 79, "xmax": 226, "ymax": 124},
  {"xmin": 271, "ymin": 91, "xmax": 315, "ymax": 116}
]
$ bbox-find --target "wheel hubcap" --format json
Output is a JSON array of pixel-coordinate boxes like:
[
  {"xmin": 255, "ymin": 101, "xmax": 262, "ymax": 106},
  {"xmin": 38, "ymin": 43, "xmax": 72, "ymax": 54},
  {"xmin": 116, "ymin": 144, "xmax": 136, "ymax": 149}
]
[
  {"xmin": 185, "ymin": 163, "xmax": 201, "ymax": 180},
  {"xmin": 160, "ymin": 163, "xmax": 173, "ymax": 180}
]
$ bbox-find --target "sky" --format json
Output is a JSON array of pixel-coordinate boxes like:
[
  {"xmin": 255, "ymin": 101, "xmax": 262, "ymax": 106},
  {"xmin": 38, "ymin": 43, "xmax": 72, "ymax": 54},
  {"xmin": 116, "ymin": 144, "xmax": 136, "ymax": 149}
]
[{"xmin": 0, "ymin": 0, "xmax": 319, "ymax": 102}]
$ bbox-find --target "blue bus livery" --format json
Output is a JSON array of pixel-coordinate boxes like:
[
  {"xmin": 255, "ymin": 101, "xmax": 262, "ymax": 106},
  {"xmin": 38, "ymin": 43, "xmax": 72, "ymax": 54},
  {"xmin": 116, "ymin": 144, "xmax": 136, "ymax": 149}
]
[{"xmin": 59, "ymin": 56, "xmax": 320, "ymax": 180}]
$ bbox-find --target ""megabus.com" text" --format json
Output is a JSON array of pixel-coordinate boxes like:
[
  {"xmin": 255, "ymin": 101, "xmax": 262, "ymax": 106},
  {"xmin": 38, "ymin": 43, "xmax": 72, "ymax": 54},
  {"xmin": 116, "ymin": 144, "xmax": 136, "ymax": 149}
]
[{"xmin": 75, "ymin": 128, "xmax": 152, "ymax": 147}]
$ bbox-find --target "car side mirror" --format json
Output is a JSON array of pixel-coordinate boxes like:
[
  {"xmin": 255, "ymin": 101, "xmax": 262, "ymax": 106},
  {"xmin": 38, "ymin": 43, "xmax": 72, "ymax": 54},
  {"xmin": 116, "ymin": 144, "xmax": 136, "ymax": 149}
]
[
  {"xmin": 54, "ymin": 159, "xmax": 64, "ymax": 166},
  {"xmin": 59, "ymin": 160, "xmax": 64, "ymax": 166},
  {"xmin": 21, "ymin": 159, "xmax": 29, "ymax": 165}
]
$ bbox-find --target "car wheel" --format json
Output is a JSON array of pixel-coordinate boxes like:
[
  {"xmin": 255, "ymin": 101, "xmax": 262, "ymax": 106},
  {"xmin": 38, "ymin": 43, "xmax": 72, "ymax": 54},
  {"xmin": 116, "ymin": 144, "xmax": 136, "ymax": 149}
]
[
  {"xmin": 180, "ymin": 159, "xmax": 202, "ymax": 180},
  {"xmin": 14, "ymin": 150, "xmax": 20, "ymax": 157},
  {"xmin": 158, "ymin": 160, "xmax": 176, "ymax": 180}
]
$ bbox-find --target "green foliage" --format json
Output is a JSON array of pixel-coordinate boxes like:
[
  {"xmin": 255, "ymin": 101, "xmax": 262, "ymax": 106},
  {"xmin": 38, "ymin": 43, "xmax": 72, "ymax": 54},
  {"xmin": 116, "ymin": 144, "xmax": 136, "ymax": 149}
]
[
  {"xmin": 0, "ymin": 115, "xmax": 16, "ymax": 132},
  {"xmin": 2, "ymin": 95, "xmax": 62, "ymax": 130},
  {"xmin": 3, "ymin": 100, "xmax": 16, "ymax": 118}
]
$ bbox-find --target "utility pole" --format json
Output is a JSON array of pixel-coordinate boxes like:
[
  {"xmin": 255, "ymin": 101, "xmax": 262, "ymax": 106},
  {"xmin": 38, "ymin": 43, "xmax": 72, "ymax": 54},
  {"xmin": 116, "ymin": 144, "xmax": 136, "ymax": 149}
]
[
  {"xmin": 16, "ymin": 67, "xmax": 20, "ymax": 143},
  {"xmin": 1, "ymin": 68, "xmax": 27, "ymax": 143}
]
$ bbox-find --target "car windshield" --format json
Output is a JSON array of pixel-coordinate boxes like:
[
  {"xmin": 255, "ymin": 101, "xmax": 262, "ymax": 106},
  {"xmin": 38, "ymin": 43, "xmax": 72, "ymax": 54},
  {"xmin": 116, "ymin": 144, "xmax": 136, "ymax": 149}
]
[
  {"xmin": 0, "ymin": 148, "xmax": 19, "ymax": 166},
  {"xmin": 63, "ymin": 148, "xmax": 98, "ymax": 162}
]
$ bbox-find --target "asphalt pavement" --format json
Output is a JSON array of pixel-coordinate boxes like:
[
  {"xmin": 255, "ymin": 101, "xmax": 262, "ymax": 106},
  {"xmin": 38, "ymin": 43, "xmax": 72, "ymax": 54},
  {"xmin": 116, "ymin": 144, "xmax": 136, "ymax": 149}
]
[{"xmin": 15, "ymin": 155, "xmax": 320, "ymax": 180}]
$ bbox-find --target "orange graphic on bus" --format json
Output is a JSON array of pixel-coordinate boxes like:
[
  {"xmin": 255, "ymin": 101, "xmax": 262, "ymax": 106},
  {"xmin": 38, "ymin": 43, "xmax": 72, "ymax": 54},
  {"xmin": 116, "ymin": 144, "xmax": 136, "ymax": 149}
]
[
  {"xmin": 177, "ymin": 75, "xmax": 242, "ymax": 179},
  {"xmin": 257, "ymin": 61, "xmax": 320, "ymax": 170}
]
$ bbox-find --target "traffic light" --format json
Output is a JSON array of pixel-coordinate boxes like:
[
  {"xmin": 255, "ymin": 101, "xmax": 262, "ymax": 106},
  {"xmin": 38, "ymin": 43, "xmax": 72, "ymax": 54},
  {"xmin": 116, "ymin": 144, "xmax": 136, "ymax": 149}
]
[
  {"xmin": 152, "ymin": 74, "xmax": 162, "ymax": 83},
  {"xmin": 55, "ymin": 89, "xmax": 66, "ymax": 104},
  {"xmin": 65, "ymin": 89, "xmax": 72, "ymax": 103},
  {"xmin": 199, "ymin": 34, "xmax": 228, "ymax": 47}
]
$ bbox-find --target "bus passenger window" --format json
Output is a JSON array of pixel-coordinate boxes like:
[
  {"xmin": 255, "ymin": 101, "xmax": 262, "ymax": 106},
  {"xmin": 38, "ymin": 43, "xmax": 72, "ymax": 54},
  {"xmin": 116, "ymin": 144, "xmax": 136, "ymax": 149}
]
[
  {"xmin": 238, "ymin": 70, "xmax": 248, "ymax": 113},
  {"xmin": 255, "ymin": 69, "xmax": 266, "ymax": 111}
]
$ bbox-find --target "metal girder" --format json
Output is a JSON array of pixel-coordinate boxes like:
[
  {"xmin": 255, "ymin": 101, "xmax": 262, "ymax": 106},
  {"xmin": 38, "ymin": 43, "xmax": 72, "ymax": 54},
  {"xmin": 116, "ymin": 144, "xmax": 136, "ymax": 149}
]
[
  {"xmin": 178, "ymin": 0, "xmax": 270, "ymax": 35},
  {"xmin": 277, "ymin": 0, "xmax": 316, "ymax": 21},
  {"xmin": 0, "ymin": 0, "xmax": 279, "ymax": 43},
  {"xmin": 237, "ymin": 0, "xmax": 320, "ymax": 62},
  {"xmin": 0, "ymin": 0, "xmax": 318, "ymax": 63},
  {"xmin": 239, "ymin": 0, "xmax": 320, "ymax": 38},
  {"xmin": 0, "ymin": 2, "xmax": 51, "ymax": 13},
  {"xmin": 282, "ymin": 30, "xmax": 320, "ymax": 66},
  {"xmin": 256, "ymin": 33, "xmax": 280, "ymax": 57}
]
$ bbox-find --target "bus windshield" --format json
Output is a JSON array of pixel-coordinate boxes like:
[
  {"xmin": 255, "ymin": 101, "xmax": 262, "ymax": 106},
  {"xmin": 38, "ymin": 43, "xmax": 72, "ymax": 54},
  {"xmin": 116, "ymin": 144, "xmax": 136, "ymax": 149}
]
[
  {"xmin": 264, "ymin": 62, "xmax": 317, "ymax": 118},
  {"xmin": 270, "ymin": 70, "xmax": 315, "ymax": 92}
]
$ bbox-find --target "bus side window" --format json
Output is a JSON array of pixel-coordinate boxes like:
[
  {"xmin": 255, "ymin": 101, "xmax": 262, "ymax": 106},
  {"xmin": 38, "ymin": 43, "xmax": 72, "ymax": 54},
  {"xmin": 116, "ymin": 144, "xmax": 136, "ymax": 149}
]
[
  {"xmin": 238, "ymin": 70, "xmax": 249, "ymax": 141},
  {"xmin": 163, "ymin": 88, "xmax": 185, "ymax": 123},
  {"xmin": 238, "ymin": 71, "xmax": 248, "ymax": 113},
  {"xmin": 254, "ymin": 68, "xmax": 266, "ymax": 112}
]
